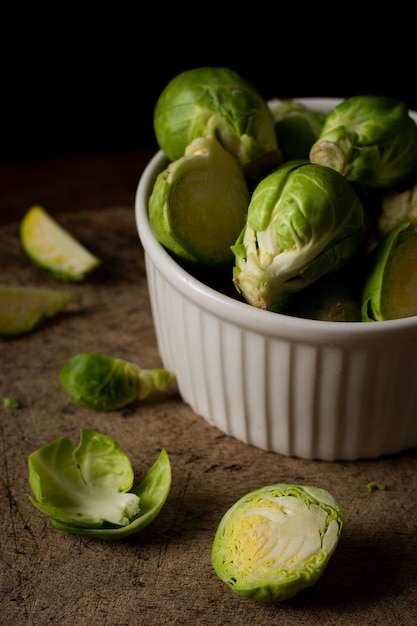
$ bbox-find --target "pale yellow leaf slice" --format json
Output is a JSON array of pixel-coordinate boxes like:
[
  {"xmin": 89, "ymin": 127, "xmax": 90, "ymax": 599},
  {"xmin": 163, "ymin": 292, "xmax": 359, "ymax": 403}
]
[
  {"xmin": 20, "ymin": 205, "xmax": 101, "ymax": 281},
  {"xmin": 0, "ymin": 285, "xmax": 71, "ymax": 337}
]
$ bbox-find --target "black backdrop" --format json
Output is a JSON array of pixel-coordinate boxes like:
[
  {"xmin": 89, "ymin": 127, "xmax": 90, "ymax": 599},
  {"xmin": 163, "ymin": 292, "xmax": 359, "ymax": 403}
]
[{"xmin": 2, "ymin": 10, "xmax": 415, "ymax": 163}]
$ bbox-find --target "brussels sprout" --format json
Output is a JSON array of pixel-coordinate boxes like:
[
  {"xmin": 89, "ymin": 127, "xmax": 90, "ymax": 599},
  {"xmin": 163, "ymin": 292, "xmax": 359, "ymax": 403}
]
[
  {"xmin": 149, "ymin": 135, "xmax": 249, "ymax": 266},
  {"xmin": 362, "ymin": 221, "xmax": 417, "ymax": 321},
  {"xmin": 211, "ymin": 483, "xmax": 344, "ymax": 602},
  {"xmin": 153, "ymin": 66, "xmax": 281, "ymax": 179},
  {"xmin": 60, "ymin": 353, "xmax": 176, "ymax": 411},
  {"xmin": 232, "ymin": 160, "xmax": 365, "ymax": 310},
  {"xmin": 28, "ymin": 429, "xmax": 171, "ymax": 539},
  {"xmin": 310, "ymin": 95, "xmax": 417, "ymax": 189},
  {"xmin": 273, "ymin": 271, "xmax": 362, "ymax": 321},
  {"xmin": 378, "ymin": 177, "xmax": 417, "ymax": 238},
  {"xmin": 269, "ymin": 98, "xmax": 326, "ymax": 161}
]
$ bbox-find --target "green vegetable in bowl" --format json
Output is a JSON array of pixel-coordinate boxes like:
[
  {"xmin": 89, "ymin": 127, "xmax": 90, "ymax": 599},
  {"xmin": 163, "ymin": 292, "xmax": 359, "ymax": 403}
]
[
  {"xmin": 60, "ymin": 353, "xmax": 176, "ymax": 411},
  {"xmin": 309, "ymin": 95, "xmax": 417, "ymax": 189},
  {"xmin": 362, "ymin": 221, "xmax": 417, "ymax": 321},
  {"xmin": 378, "ymin": 176, "xmax": 417, "ymax": 238},
  {"xmin": 272, "ymin": 271, "xmax": 362, "ymax": 321},
  {"xmin": 211, "ymin": 483, "xmax": 344, "ymax": 602},
  {"xmin": 153, "ymin": 66, "xmax": 282, "ymax": 179},
  {"xmin": 28, "ymin": 429, "xmax": 171, "ymax": 538},
  {"xmin": 232, "ymin": 160, "xmax": 365, "ymax": 310},
  {"xmin": 269, "ymin": 98, "xmax": 326, "ymax": 161},
  {"xmin": 149, "ymin": 135, "xmax": 249, "ymax": 266}
]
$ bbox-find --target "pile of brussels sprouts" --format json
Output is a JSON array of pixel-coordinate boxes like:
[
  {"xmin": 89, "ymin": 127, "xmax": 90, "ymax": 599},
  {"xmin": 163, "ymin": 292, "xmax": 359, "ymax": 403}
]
[{"xmin": 150, "ymin": 66, "xmax": 417, "ymax": 322}]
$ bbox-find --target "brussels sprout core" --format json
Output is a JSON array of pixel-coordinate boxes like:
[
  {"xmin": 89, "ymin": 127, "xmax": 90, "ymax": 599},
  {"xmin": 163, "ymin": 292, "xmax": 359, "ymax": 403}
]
[{"xmin": 211, "ymin": 483, "xmax": 344, "ymax": 602}]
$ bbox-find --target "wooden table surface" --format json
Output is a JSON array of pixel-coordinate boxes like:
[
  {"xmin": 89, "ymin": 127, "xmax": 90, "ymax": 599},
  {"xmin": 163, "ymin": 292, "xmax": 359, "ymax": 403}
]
[{"xmin": 1, "ymin": 152, "xmax": 417, "ymax": 626}]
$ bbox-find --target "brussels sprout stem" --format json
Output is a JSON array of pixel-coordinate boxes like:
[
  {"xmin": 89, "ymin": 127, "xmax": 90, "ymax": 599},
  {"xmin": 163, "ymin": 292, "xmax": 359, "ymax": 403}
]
[
  {"xmin": 137, "ymin": 368, "xmax": 177, "ymax": 400},
  {"xmin": 310, "ymin": 139, "xmax": 348, "ymax": 175}
]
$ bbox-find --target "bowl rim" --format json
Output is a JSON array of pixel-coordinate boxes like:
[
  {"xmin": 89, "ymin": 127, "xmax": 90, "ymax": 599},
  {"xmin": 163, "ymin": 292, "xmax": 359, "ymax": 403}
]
[{"xmin": 135, "ymin": 97, "xmax": 417, "ymax": 345}]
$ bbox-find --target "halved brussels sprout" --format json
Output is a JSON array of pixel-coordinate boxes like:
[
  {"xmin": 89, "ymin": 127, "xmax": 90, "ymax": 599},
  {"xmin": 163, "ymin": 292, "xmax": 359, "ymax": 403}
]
[
  {"xmin": 310, "ymin": 95, "xmax": 417, "ymax": 189},
  {"xmin": 149, "ymin": 135, "xmax": 249, "ymax": 266},
  {"xmin": 153, "ymin": 66, "xmax": 281, "ymax": 179},
  {"xmin": 362, "ymin": 221, "xmax": 417, "ymax": 321},
  {"xmin": 232, "ymin": 160, "xmax": 365, "ymax": 310},
  {"xmin": 211, "ymin": 483, "xmax": 344, "ymax": 602}
]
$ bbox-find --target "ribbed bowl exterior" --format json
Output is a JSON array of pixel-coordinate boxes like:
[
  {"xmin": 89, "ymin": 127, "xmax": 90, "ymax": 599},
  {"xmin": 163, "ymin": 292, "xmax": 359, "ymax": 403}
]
[
  {"xmin": 143, "ymin": 254, "xmax": 417, "ymax": 461},
  {"xmin": 136, "ymin": 99, "xmax": 417, "ymax": 461}
]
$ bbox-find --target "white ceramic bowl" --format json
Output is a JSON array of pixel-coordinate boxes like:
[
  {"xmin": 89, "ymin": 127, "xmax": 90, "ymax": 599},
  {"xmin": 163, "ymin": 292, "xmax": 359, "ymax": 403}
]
[{"xmin": 135, "ymin": 98, "xmax": 417, "ymax": 461}]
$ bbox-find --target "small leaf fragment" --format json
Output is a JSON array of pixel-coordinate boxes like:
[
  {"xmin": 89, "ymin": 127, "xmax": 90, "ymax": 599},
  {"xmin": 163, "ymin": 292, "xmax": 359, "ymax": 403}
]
[
  {"xmin": 3, "ymin": 397, "xmax": 21, "ymax": 408},
  {"xmin": 367, "ymin": 482, "xmax": 386, "ymax": 493}
]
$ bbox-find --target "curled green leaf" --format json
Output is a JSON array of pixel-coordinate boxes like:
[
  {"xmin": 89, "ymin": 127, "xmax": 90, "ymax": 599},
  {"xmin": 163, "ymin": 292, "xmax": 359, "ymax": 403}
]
[
  {"xmin": 28, "ymin": 430, "xmax": 171, "ymax": 539},
  {"xmin": 367, "ymin": 482, "xmax": 386, "ymax": 493}
]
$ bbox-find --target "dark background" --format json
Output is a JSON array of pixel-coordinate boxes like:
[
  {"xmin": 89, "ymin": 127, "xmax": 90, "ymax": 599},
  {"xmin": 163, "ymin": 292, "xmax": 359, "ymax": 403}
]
[{"xmin": 2, "ymin": 10, "xmax": 415, "ymax": 163}]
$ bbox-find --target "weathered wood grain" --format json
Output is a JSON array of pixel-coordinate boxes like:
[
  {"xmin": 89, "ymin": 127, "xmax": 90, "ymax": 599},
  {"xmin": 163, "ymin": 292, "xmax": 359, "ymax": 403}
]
[{"xmin": 1, "ymin": 208, "xmax": 416, "ymax": 626}]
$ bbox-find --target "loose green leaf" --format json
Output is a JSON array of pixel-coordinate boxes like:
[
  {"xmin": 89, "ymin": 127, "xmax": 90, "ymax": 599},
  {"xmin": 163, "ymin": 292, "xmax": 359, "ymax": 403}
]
[
  {"xmin": 28, "ymin": 430, "xmax": 171, "ymax": 539},
  {"xmin": 60, "ymin": 353, "xmax": 176, "ymax": 411},
  {"xmin": 29, "ymin": 430, "xmax": 140, "ymax": 527}
]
